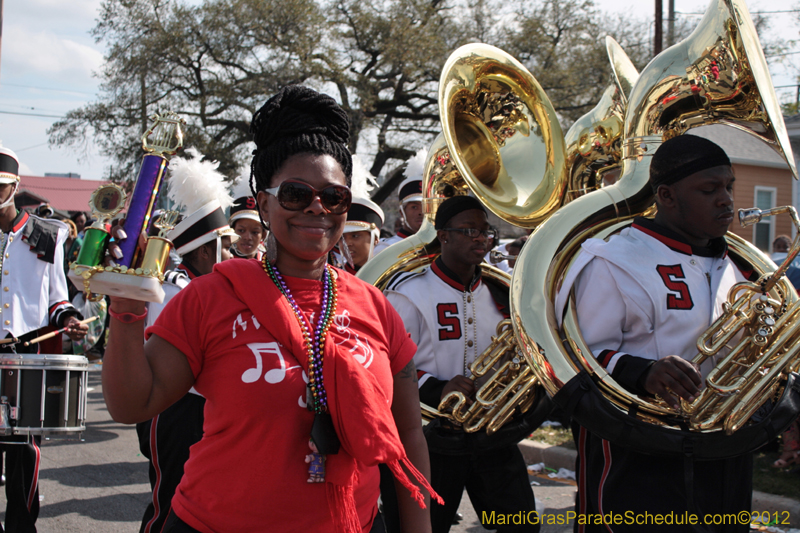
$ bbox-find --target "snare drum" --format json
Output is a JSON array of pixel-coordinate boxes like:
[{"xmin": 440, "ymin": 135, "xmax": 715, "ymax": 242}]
[{"xmin": 0, "ymin": 354, "xmax": 89, "ymax": 437}]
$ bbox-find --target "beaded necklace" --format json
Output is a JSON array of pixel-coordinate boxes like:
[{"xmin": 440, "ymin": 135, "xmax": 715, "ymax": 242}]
[{"xmin": 262, "ymin": 255, "xmax": 338, "ymax": 414}]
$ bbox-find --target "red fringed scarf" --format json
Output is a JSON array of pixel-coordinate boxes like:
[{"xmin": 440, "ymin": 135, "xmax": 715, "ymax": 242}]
[{"xmin": 216, "ymin": 260, "xmax": 442, "ymax": 533}]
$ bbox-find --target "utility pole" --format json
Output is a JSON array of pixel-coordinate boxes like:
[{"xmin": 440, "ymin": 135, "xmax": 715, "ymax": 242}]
[
  {"xmin": 0, "ymin": 0, "xmax": 4, "ymax": 82},
  {"xmin": 654, "ymin": 0, "xmax": 663, "ymax": 56},
  {"xmin": 667, "ymin": 0, "xmax": 675, "ymax": 47}
]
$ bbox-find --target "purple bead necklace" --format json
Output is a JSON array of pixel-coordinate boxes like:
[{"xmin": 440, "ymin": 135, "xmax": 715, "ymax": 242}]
[{"xmin": 262, "ymin": 255, "xmax": 338, "ymax": 414}]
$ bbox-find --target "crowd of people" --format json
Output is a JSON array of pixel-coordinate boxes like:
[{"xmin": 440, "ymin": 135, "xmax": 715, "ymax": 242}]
[{"xmin": 0, "ymin": 83, "xmax": 794, "ymax": 533}]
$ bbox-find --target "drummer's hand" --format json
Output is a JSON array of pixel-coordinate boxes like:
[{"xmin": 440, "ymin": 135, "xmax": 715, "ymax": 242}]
[
  {"xmin": 643, "ymin": 355, "xmax": 702, "ymax": 409},
  {"xmin": 441, "ymin": 375, "xmax": 476, "ymax": 403},
  {"xmin": 64, "ymin": 316, "xmax": 89, "ymax": 341},
  {"xmin": 104, "ymin": 221, "xmax": 147, "ymax": 267}
]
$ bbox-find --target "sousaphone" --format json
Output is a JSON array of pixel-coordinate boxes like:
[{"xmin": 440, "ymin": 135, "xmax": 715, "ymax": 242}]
[{"xmin": 511, "ymin": 0, "xmax": 800, "ymax": 457}]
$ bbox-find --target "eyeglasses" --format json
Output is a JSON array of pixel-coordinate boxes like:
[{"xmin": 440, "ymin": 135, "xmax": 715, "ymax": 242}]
[
  {"xmin": 264, "ymin": 180, "xmax": 352, "ymax": 215},
  {"xmin": 442, "ymin": 227, "xmax": 498, "ymax": 242}
]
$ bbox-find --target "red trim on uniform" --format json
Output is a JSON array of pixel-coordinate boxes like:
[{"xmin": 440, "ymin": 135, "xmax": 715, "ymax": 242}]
[
  {"xmin": 175, "ymin": 265, "xmax": 197, "ymax": 280},
  {"xmin": 599, "ymin": 350, "xmax": 618, "ymax": 368},
  {"xmin": 632, "ymin": 223, "xmax": 692, "ymax": 255},
  {"xmin": 577, "ymin": 426, "xmax": 587, "ymax": 533},
  {"xmin": 431, "ymin": 260, "xmax": 481, "ymax": 292},
  {"xmin": 12, "ymin": 211, "xmax": 28, "ymax": 233},
  {"xmin": 144, "ymin": 414, "xmax": 163, "ymax": 533},
  {"xmin": 48, "ymin": 301, "xmax": 69, "ymax": 315},
  {"xmin": 26, "ymin": 438, "xmax": 40, "ymax": 511},
  {"xmin": 396, "ymin": 229, "xmax": 410, "ymax": 239},
  {"xmin": 417, "ymin": 370, "xmax": 428, "ymax": 380},
  {"xmin": 599, "ymin": 439, "xmax": 614, "ymax": 533}
]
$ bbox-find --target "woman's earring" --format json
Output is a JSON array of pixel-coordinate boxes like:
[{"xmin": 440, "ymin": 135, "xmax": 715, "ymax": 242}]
[
  {"xmin": 266, "ymin": 228, "xmax": 278, "ymax": 264},
  {"xmin": 339, "ymin": 237, "xmax": 354, "ymax": 269}
]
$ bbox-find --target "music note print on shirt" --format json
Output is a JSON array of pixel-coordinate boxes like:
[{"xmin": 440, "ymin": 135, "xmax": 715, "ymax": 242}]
[
  {"xmin": 241, "ymin": 342, "xmax": 300, "ymax": 384},
  {"xmin": 334, "ymin": 309, "xmax": 374, "ymax": 368}
]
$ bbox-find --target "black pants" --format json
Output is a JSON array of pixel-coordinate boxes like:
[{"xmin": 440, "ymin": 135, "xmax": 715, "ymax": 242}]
[
  {"xmin": 136, "ymin": 393, "xmax": 205, "ymax": 533},
  {"xmin": 382, "ymin": 444, "xmax": 538, "ymax": 533},
  {"xmin": 0, "ymin": 436, "xmax": 41, "ymax": 533},
  {"xmin": 572, "ymin": 423, "xmax": 752, "ymax": 533}
]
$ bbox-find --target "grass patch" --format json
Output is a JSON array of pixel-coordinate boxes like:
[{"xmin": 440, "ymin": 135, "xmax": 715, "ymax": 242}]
[
  {"xmin": 753, "ymin": 451, "xmax": 800, "ymax": 501},
  {"xmin": 527, "ymin": 424, "xmax": 575, "ymax": 450}
]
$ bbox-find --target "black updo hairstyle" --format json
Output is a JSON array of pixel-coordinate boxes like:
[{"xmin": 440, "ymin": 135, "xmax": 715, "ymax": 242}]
[{"xmin": 249, "ymin": 85, "xmax": 353, "ymax": 200}]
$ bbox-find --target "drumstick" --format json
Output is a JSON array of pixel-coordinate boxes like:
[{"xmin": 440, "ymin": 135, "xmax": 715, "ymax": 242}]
[
  {"xmin": 23, "ymin": 316, "xmax": 99, "ymax": 347},
  {"xmin": 0, "ymin": 337, "xmax": 18, "ymax": 345}
]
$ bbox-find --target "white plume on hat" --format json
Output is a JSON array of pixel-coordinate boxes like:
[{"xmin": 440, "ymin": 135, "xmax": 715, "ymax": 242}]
[
  {"xmin": 230, "ymin": 172, "xmax": 254, "ymax": 200},
  {"xmin": 403, "ymin": 147, "xmax": 427, "ymax": 181},
  {"xmin": 167, "ymin": 147, "xmax": 234, "ymax": 215},
  {"xmin": 350, "ymin": 154, "xmax": 378, "ymax": 200}
]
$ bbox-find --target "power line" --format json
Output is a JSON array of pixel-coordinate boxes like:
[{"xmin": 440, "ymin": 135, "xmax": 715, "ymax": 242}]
[
  {"xmin": 0, "ymin": 82, "xmax": 95, "ymax": 96},
  {"xmin": 0, "ymin": 110, "xmax": 64, "ymax": 119},
  {"xmin": 676, "ymin": 10, "xmax": 800, "ymax": 15},
  {"xmin": 15, "ymin": 143, "xmax": 49, "ymax": 153}
]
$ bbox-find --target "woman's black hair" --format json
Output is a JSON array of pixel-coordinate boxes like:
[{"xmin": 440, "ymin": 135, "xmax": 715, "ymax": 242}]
[{"xmin": 249, "ymin": 85, "xmax": 353, "ymax": 200}]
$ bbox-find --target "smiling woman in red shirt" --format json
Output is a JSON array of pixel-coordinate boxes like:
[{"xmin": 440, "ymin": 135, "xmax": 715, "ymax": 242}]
[{"xmin": 102, "ymin": 85, "xmax": 439, "ymax": 533}]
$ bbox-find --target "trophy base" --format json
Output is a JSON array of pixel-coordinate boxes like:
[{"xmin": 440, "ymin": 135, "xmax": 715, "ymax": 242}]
[{"xmin": 68, "ymin": 270, "xmax": 165, "ymax": 304}]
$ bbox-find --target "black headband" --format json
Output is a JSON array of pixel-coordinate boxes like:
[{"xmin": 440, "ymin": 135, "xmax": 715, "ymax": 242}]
[
  {"xmin": 650, "ymin": 134, "xmax": 731, "ymax": 191},
  {"xmin": 434, "ymin": 195, "xmax": 486, "ymax": 229}
]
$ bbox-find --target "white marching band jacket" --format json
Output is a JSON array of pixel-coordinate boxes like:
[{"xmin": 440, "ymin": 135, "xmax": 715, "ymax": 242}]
[
  {"xmin": 384, "ymin": 257, "xmax": 506, "ymax": 405},
  {"xmin": 555, "ymin": 218, "xmax": 745, "ymax": 390},
  {"xmin": 1, "ymin": 211, "xmax": 79, "ymax": 339}
]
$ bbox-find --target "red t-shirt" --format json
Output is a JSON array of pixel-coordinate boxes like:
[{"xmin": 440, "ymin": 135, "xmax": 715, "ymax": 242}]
[{"xmin": 146, "ymin": 263, "xmax": 416, "ymax": 533}]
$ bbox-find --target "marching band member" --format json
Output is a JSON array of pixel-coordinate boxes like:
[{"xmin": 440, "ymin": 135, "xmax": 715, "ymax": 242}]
[
  {"xmin": 136, "ymin": 149, "xmax": 238, "ymax": 533},
  {"xmin": 0, "ymin": 147, "xmax": 87, "ymax": 532},
  {"xmin": 342, "ymin": 156, "xmax": 384, "ymax": 273},
  {"xmin": 342, "ymin": 198, "xmax": 384, "ymax": 272},
  {"xmin": 229, "ymin": 177, "xmax": 267, "ymax": 260},
  {"xmin": 373, "ymin": 149, "xmax": 426, "ymax": 256},
  {"xmin": 556, "ymin": 135, "xmax": 750, "ymax": 532},
  {"xmin": 383, "ymin": 195, "xmax": 538, "ymax": 533}
]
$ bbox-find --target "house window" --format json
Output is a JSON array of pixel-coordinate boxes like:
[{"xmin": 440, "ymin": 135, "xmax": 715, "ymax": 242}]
[{"xmin": 753, "ymin": 186, "xmax": 776, "ymax": 252}]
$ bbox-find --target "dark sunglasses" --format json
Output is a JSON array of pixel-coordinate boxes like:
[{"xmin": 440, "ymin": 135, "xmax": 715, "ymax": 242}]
[{"xmin": 264, "ymin": 180, "xmax": 352, "ymax": 215}]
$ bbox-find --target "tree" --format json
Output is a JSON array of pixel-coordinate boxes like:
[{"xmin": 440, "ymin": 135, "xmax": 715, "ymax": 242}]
[{"xmin": 48, "ymin": 0, "xmax": 695, "ymax": 185}]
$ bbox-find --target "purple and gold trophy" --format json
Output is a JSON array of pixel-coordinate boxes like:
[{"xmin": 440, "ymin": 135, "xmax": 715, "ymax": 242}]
[{"xmin": 68, "ymin": 112, "xmax": 185, "ymax": 303}]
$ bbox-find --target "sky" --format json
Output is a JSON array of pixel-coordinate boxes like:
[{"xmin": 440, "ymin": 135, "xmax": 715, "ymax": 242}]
[{"xmin": 0, "ymin": 0, "xmax": 798, "ymax": 181}]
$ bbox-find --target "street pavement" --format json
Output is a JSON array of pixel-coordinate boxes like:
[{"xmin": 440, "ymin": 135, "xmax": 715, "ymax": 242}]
[{"xmin": 0, "ymin": 368, "xmax": 576, "ymax": 533}]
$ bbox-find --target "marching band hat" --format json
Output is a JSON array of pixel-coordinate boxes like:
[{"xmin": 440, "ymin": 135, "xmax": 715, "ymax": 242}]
[
  {"xmin": 344, "ymin": 197, "xmax": 385, "ymax": 234},
  {"xmin": 229, "ymin": 176, "xmax": 261, "ymax": 226},
  {"xmin": 229, "ymin": 196, "xmax": 261, "ymax": 226},
  {"xmin": 0, "ymin": 147, "xmax": 20, "ymax": 185},
  {"xmin": 398, "ymin": 147, "xmax": 427, "ymax": 204},
  {"xmin": 169, "ymin": 200, "xmax": 238, "ymax": 256},
  {"xmin": 166, "ymin": 148, "xmax": 238, "ymax": 257}
]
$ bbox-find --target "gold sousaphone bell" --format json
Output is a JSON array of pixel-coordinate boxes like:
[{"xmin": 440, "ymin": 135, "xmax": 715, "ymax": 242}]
[{"xmin": 511, "ymin": 0, "xmax": 800, "ymax": 447}]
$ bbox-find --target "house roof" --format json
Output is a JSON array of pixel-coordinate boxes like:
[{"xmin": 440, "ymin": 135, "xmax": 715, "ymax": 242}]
[
  {"xmin": 690, "ymin": 125, "xmax": 790, "ymax": 169},
  {"xmin": 16, "ymin": 175, "xmax": 109, "ymax": 213}
]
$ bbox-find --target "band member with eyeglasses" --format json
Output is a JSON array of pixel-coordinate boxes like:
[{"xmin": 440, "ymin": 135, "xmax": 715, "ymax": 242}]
[
  {"xmin": 0, "ymin": 147, "xmax": 88, "ymax": 533},
  {"xmin": 555, "ymin": 135, "xmax": 751, "ymax": 532},
  {"xmin": 134, "ymin": 149, "xmax": 238, "ymax": 533},
  {"xmin": 373, "ymin": 149, "xmax": 426, "ymax": 257},
  {"xmin": 103, "ymin": 85, "xmax": 438, "ymax": 533},
  {"xmin": 383, "ymin": 195, "xmax": 538, "ymax": 533}
]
